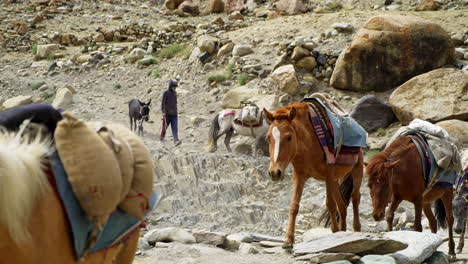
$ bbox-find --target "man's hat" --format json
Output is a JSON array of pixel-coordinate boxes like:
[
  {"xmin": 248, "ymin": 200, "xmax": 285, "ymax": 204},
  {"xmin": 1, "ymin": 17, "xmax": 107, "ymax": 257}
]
[{"xmin": 169, "ymin": 79, "xmax": 178, "ymax": 88}]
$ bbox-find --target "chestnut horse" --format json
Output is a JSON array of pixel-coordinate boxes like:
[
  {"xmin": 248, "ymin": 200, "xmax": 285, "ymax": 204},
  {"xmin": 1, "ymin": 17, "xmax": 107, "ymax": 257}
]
[
  {"xmin": 0, "ymin": 128, "xmax": 140, "ymax": 264},
  {"xmin": 263, "ymin": 102, "xmax": 364, "ymax": 248},
  {"xmin": 366, "ymin": 135, "xmax": 456, "ymax": 257}
]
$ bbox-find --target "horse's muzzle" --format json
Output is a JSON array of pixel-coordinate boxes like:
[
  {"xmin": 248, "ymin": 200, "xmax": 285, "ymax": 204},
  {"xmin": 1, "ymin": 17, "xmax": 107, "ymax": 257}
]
[
  {"xmin": 268, "ymin": 169, "xmax": 284, "ymax": 182},
  {"xmin": 372, "ymin": 212, "xmax": 385, "ymax": 222}
]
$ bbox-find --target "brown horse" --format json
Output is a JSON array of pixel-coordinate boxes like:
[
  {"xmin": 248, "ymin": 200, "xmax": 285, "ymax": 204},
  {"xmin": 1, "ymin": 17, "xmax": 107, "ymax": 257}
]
[
  {"xmin": 0, "ymin": 128, "xmax": 140, "ymax": 264},
  {"xmin": 263, "ymin": 102, "xmax": 364, "ymax": 248},
  {"xmin": 366, "ymin": 135, "xmax": 456, "ymax": 257}
]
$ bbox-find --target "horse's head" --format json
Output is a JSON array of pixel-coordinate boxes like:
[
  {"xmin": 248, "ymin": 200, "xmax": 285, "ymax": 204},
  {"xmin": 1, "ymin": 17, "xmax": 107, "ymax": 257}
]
[
  {"xmin": 366, "ymin": 156, "xmax": 398, "ymax": 221},
  {"xmin": 263, "ymin": 106, "xmax": 298, "ymax": 182},
  {"xmin": 453, "ymin": 178, "xmax": 468, "ymax": 234},
  {"xmin": 140, "ymin": 99, "xmax": 151, "ymax": 122}
]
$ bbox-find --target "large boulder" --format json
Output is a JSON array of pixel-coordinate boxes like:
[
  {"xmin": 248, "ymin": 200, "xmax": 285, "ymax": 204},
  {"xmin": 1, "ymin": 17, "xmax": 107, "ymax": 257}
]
[
  {"xmin": 221, "ymin": 86, "xmax": 259, "ymax": 109},
  {"xmin": 232, "ymin": 45, "xmax": 254, "ymax": 57},
  {"xmin": 178, "ymin": 1, "xmax": 199, "ymax": 15},
  {"xmin": 197, "ymin": 35, "xmax": 218, "ymax": 54},
  {"xmin": 52, "ymin": 88, "xmax": 73, "ymax": 109},
  {"xmin": 164, "ymin": 0, "xmax": 184, "ymax": 10},
  {"xmin": 2, "ymin": 95, "xmax": 33, "ymax": 110},
  {"xmin": 350, "ymin": 95, "xmax": 396, "ymax": 133},
  {"xmin": 389, "ymin": 68, "xmax": 468, "ymax": 125},
  {"xmin": 330, "ymin": 15, "xmax": 454, "ymax": 92},
  {"xmin": 224, "ymin": 0, "xmax": 246, "ymax": 13},
  {"xmin": 436, "ymin": 120, "xmax": 468, "ymax": 149},
  {"xmin": 277, "ymin": 0, "xmax": 307, "ymax": 15},
  {"xmin": 207, "ymin": 0, "xmax": 224, "ymax": 13},
  {"xmin": 385, "ymin": 231, "xmax": 443, "ymax": 264},
  {"xmin": 271, "ymin": 65, "xmax": 300, "ymax": 95}
]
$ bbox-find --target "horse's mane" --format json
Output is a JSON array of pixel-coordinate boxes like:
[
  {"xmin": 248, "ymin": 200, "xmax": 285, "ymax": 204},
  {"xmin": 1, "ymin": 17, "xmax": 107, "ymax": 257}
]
[
  {"xmin": 272, "ymin": 102, "xmax": 309, "ymax": 120},
  {"xmin": 367, "ymin": 136, "xmax": 414, "ymax": 183},
  {"xmin": 0, "ymin": 125, "xmax": 52, "ymax": 243}
]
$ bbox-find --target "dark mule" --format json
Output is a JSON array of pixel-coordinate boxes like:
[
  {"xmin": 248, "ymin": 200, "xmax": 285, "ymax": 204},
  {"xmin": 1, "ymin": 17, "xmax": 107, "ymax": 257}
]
[
  {"xmin": 435, "ymin": 170, "xmax": 468, "ymax": 254},
  {"xmin": 128, "ymin": 98, "xmax": 151, "ymax": 136},
  {"xmin": 367, "ymin": 136, "xmax": 456, "ymax": 257},
  {"xmin": 263, "ymin": 102, "xmax": 364, "ymax": 249}
]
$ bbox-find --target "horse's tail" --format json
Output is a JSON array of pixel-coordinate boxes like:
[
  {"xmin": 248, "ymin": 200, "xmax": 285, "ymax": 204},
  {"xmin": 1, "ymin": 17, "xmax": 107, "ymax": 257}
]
[
  {"xmin": 318, "ymin": 173, "xmax": 354, "ymax": 228},
  {"xmin": 207, "ymin": 113, "xmax": 220, "ymax": 152},
  {"xmin": 434, "ymin": 198, "xmax": 447, "ymax": 229},
  {"xmin": 0, "ymin": 127, "xmax": 51, "ymax": 243}
]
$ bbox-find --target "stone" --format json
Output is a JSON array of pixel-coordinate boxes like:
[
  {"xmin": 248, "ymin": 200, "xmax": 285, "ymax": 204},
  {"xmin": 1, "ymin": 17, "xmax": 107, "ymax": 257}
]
[
  {"xmin": 436, "ymin": 120, "xmax": 468, "ymax": 149},
  {"xmin": 223, "ymin": 233, "xmax": 253, "ymax": 250},
  {"xmin": 36, "ymin": 44, "xmax": 60, "ymax": 59},
  {"xmin": 332, "ymin": 23, "xmax": 354, "ymax": 33},
  {"xmin": 424, "ymin": 251, "xmax": 449, "ymax": 264},
  {"xmin": 385, "ymin": 231, "xmax": 443, "ymax": 264},
  {"xmin": 331, "ymin": 15, "xmax": 454, "ymax": 92},
  {"xmin": 259, "ymin": 241, "xmax": 283, "ymax": 247},
  {"xmin": 224, "ymin": 0, "xmax": 246, "ymax": 13},
  {"xmin": 239, "ymin": 243, "xmax": 258, "ymax": 255},
  {"xmin": 217, "ymin": 42, "xmax": 235, "ymax": 58},
  {"xmin": 271, "ymin": 64, "xmax": 300, "ymax": 96},
  {"xmin": 350, "ymin": 95, "xmax": 396, "ymax": 133},
  {"xmin": 229, "ymin": 11, "xmax": 244, "ymax": 21},
  {"xmin": 144, "ymin": 227, "xmax": 196, "ymax": 244},
  {"xmin": 389, "ymin": 68, "xmax": 468, "ymax": 125},
  {"xmin": 263, "ymin": 246, "xmax": 286, "ymax": 254},
  {"xmin": 232, "ymin": 45, "xmax": 254, "ymax": 57},
  {"xmin": 397, "ymin": 212, "xmax": 414, "ymax": 228},
  {"xmin": 207, "ymin": 0, "xmax": 224, "ymax": 13},
  {"xmin": 416, "ymin": 0, "xmax": 440, "ymax": 11},
  {"xmin": 221, "ymin": 86, "xmax": 259, "ymax": 108},
  {"xmin": 291, "ymin": 46, "xmax": 310, "ymax": 61},
  {"xmin": 293, "ymin": 232, "xmax": 407, "ymax": 256},
  {"xmin": 60, "ymin": 33, "xmax": 77, "ymax": 45},
  {"xmin": 296, "ymin": 56, "xmax": 317, "ymax": 71},
  {"xmin": 267, "ymin": 11, "xmax": 280, "ymax": 20},
  {"xmin": 189, "ymin": 47, "xmax": 202, "ymax": 62},
  {"xmin": 297, "ymin": 252, "xmax": 358, "ymax": 263},
  {"xmin": 178, "ymin": 1, "xmax": 199, "ymax": 15},
  {"xmin": 277, "ymin": 0, "xmax": 307, "ymax": 15},
  {"xmin": 273, "ymin": 53, "xmax": 288, "ymax": 71},
  {"xmin": 357, "ymin": 255, "xmax": 396, "ymax": 264},
  {"xmin": 52, "ymin": 88, "xmax": 73, "ymax": 109},
  {"xmin": 250, "ymin": 233, "xmax": 284, "ymax": 243},
  {"xmin": 250, "ymin": 94, "xmax": 280, "ymax": 111},
  {"xmin": 192, "ymin": 230, "xmax": 227, "ymax": 246},
  {"xmin": 190, "ymin": 116, "xmax": 205, "ymax": 126},
  {"xmin": 12, "ymin": 19, "xmax": 28, "ymax": 35},
  {"xmin": 198, "ymin": 35, "xmax": 217, "ymax": 54},
  {"xmin": 130, "ymin": 48, "xmax": 147, "ymax": 57},
  {"xmin": 2, "ymin": 95, "xmax": 33, "ymax": 110},
  {"xmin": 164, "ymin": 0, "xmax": 184, "ymax": 10},
  {"xmin": 211, "ymin": 16, "xmax": 225, "ymax": 25},
  {"xmin": 303, "ymin": 42, "xmax": 317, "ymax": 51},
  {"xmin": 301, "ymin": 228, "xmax": 332, "ymax": 242}
]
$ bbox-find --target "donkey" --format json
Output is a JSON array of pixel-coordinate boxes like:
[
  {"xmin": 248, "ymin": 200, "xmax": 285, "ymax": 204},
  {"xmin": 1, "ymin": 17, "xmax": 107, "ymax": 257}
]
[
  {"xmin": 207, "ymin": 103, "xmax": 270, "ymax": 156},
  {"xmin": 128, "ymin": 98, "xmax": 151, "ymax": 136}
]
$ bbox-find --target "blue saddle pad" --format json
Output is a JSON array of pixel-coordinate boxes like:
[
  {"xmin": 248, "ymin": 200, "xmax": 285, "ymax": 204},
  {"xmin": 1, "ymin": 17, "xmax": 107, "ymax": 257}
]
[{"xmin": 49, "ymin": 151, "xmax": 158, "ymax": 259}]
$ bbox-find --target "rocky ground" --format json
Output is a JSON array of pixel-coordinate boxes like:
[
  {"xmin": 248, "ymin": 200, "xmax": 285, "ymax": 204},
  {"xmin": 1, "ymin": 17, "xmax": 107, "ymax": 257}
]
[{"xmin": 1, "ymin": 0, "xmax": 467, "ymax": 263}]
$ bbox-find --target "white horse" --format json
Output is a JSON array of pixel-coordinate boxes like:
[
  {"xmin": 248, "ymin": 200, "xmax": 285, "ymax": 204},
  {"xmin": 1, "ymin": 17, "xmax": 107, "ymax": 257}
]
[{"xmin": 207, "ymin": 104, "xmax": 270, "ymax": 156}]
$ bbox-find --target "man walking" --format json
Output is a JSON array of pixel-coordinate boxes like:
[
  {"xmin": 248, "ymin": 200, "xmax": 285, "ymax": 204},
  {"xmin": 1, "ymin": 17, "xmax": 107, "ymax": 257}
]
[{"xmin": 160, "ymin": 79, "xmax": 181, "ymax": 146}]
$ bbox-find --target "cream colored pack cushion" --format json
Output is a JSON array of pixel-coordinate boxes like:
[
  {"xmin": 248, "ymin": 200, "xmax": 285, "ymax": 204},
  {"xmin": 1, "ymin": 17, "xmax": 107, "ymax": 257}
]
[
  {"xmin": 106, "ymin": 123, "xmax": 155, "ymax": 220},
  {"xmin": 54, "ymin": 112, "xmax": 123, "ymax": 228}
]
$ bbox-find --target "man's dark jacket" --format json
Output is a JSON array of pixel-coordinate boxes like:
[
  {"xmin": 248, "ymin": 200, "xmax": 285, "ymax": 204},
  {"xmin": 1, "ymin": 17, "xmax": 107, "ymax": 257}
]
[{"xmin": 161, "ymin": 86, "xmax": 177, "ymax": 116}]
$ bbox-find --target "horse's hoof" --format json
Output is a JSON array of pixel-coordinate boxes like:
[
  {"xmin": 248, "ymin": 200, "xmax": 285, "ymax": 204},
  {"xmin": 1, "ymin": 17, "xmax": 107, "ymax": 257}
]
[
  {"xmin": 456, "ymin": 248, "xmax": 462, "ymax": 254},
  {"xmin": 448, "ymin": 253, "xmax": 456, "ymax": 261},
  {"xmin": 281, "ymin": 243, "xmax": 293, "ymax": 250}
]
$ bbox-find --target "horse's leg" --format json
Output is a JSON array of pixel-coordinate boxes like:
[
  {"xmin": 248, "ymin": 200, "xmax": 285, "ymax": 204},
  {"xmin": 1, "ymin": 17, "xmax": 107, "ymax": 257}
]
[
  {"xmin": 351, "ymin": 156, "xmax": 363, "ymax": 232},
  {"xmin": 442, "ymin": 190, "xmax": 456, "ymax": 257},
  {"xmin": 414, "ymin": 197, "xmax": 423, "ymax": 232},
  {"xmin": 224, "ymin": 128, "xmax": 234, "ymax": 152},
  {"xmin": 386, "ymin": 197, "xmax": 402, "ymax": 231},
  {"xmin": 114, "ymin": 229, "xmax": 141, "ymax": 264},
  {"xmin": 423, "ymin": 202, "xmax": 438, "ymax": 233},
  {"xmin": 326, "ymin": 176, "xmax": 339, "ymax": 232},
  {"xmin": 457, "ymin": 220, "xmax": 466, "ymax": 254},
  {"xmin": 283, "ymin": 176, "xmax": 305, "ymax": 249},
  {"xmin": 129, "ymin": 116, "xmax": 133, "ymax": 131}
]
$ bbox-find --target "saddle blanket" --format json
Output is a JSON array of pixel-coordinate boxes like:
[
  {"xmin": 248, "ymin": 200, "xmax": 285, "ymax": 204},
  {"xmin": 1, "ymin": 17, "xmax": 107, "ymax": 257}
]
[
  {"xmin": 405, "ymin": 131, "xmax": 458, "ymax": 188},
  {"xmin": 48, "ymin": 151, "xmax": 158, "ymax": 259},
  {"xmin": 304, "ymin": 98, "xmax": 365, "ymax": 165}
]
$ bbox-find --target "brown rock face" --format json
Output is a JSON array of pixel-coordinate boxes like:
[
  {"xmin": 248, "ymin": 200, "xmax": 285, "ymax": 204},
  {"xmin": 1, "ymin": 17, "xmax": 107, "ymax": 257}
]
[
  {"xmin": 330, "ymin": 15, "xmax": 454, "ymax": 92},
  {"xmin": 224, "ymin": 0, "xmax": 246, "ymax": 13},
  {"xmin": 178, "ymin": 1, "xmax": 199, "ymax": 15},
  {"xmin": 277, "ymin": 0, "xmax": 307, "ymax": 15},
  {"xmin": 164, "ymin": 0, "xmax": 185, "ymax": 10},
  {"xmin": 389, "ymin": 68, "xmax": 468, "ymax": 125},
  {"xmin": 12, "ymin": 19, "xmax": 29, "ymax": 35}
]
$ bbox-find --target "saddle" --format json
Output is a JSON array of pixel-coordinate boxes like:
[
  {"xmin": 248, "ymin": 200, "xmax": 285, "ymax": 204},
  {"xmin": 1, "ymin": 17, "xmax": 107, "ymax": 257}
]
[
  {"xmin": 0, "ymin": 103, "xmax": 63, "ymax": 134},
  {"xmin": 306, "ymin": 93, "xmax": 349, "ymax": 117}
]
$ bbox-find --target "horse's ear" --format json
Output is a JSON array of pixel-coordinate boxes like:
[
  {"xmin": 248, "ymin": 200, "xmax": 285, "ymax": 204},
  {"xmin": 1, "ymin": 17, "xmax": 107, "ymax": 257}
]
[
  {"xmin": 288, "ymin": 107, "xmax": 296, "ymax": 121},
  {"xmin": 147, "ymin": 99, "xmax": 152, "ymax": 106},
  {"xmin": 384, "ymin": 160, "xmax": 399, "ymax": 168},
  {"xmin": 263, "ymin": 108, "xmax": 274, "ymax": 124}
]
